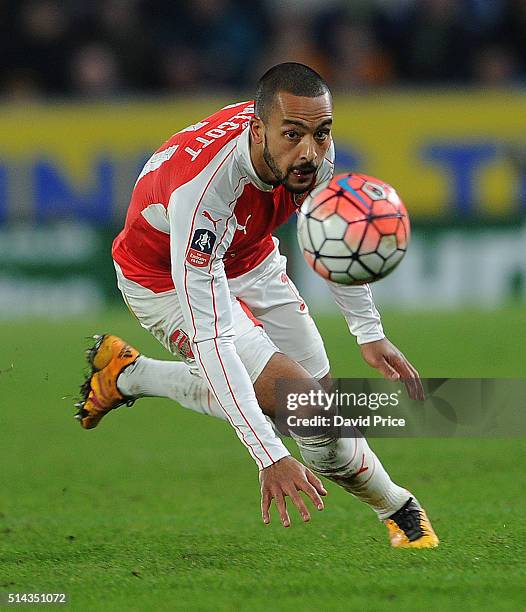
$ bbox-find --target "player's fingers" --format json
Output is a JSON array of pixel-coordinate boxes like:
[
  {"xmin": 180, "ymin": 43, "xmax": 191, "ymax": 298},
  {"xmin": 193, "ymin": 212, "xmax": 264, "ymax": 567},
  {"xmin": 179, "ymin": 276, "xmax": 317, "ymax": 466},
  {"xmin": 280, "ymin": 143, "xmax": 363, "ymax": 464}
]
[
  {"xmin": 389, "ymin": 355, "xmax": 419, "ymax": 399},
  {"xmin": 261, "ymin": 490, "xmax": 271, "ymax": 525},
  {"xmin": 306, "ymin": 469, "xmax": 327, "ymax": 498},
  {"xmin": 407, "ymin": 367, "xmax": 424, "ymax": 400},
  {"xmin": 396, "ymin": 360, "xmax": 417, "ymax": 397},
  {"xmin": 390, "ymin": 353, "xmax": 413, "ymax": 379},
  {"xmin": 407, "ymin": 360, "xmax": 420, "ymax": 379},
  {"xmin": 379, "ymin": 357, "xmax": 400, "ymax": 381},
  {"xmin": 274, "ymin": 492, "xmax": 291, "ymax": 528},
  {"xmin": 407, "ymin": 362, "xmax": 425, "ymax": 400},
  {"xmin": 286, "ymin": 487, "xmax": 311, "ymax": 522},
  {"xmin": 299, "ymin": 479, "xmax": 325, "ymax": 511},
  {"xmin": 402, "ymin": 373, "xmax": 421, "ymax": 401},
  {"xmin": 403, "ymin": 378, "xmax": 417, "ymax": 400}
]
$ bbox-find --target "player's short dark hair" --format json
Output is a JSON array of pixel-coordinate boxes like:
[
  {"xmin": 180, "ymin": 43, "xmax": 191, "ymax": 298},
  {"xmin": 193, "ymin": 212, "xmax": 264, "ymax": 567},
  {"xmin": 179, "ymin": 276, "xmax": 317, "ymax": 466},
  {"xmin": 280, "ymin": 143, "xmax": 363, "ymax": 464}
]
[{"xmin": 255, "ymin": 62, "xmax": 331, "ymax": 122}]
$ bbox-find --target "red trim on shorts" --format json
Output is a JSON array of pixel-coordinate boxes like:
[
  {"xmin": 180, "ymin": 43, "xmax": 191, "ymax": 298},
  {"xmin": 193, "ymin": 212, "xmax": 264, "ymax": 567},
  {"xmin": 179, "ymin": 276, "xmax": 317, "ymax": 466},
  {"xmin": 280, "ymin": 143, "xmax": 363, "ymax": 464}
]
[
  {"xmin": 284, "ymin": 273, "xmax": 304, "ymax": 306},
  {"xmin": 236, "ymin": 299, "xmax": 263, "ymax": 327}
]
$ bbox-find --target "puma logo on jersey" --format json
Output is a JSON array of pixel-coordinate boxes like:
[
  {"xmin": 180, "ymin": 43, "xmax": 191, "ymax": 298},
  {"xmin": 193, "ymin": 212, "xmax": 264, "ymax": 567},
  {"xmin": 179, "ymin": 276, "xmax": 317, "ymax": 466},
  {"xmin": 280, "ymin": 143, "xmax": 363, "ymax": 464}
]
[
  {"xmin": 236, "ymin": 214, "xmax": 252, "ymax": 234},
  {"xmin": 202, "ymin": 210, "xmax": 222, "ymax": 230}
]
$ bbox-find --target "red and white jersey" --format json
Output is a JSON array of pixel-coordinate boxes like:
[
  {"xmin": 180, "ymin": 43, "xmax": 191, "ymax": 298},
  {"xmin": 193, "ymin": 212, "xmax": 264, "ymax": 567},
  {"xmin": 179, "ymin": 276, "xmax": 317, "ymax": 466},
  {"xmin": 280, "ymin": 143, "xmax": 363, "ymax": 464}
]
[
  {"xmin": 111, "ymin": 101, "xmax": 336, "ymax": 469},
  {"xmin": 112, "ymin": 101, "xmax": 382, "ymax": 469},
  {"xmin": 113, "ymin": 101, "xmax": 334, "ymax": 290}
]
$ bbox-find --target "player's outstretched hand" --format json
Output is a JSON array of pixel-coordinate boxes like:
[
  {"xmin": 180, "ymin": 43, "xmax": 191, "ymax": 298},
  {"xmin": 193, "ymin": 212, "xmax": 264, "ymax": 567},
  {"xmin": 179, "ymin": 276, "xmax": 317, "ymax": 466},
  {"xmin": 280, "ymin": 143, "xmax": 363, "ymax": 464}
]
[
  {"xmin": 360, "ymin": 338, "xmax": 425, "ymax": 401},
  {"xmin": 259, "ymin": 456, "xmax": 327, "ymax": 527}
]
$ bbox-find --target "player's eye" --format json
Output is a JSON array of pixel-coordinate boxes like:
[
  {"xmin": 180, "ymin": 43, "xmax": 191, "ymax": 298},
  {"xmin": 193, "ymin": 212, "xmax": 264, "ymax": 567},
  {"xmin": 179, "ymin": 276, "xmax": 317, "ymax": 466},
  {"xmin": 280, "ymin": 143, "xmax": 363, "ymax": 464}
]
[
  {"xmin": 284, "ymin": 130, "xmax": 300, "ymax": 140},
  {"xmin": 315, "ymin": 130, "xmax": 330, "ymax": 141}
]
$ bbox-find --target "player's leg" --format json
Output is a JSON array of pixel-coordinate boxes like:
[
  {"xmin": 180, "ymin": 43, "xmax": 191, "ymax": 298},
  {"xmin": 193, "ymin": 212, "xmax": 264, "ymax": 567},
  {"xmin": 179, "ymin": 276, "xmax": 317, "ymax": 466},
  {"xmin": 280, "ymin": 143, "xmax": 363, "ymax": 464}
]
[
  {"xmin": 78, "ymin": 260, "xmax": 438, "ymax": 546},
  {"xmin": 76, "ymin": 262, "xmax": 285, "ymax": 427},
  {"xmin": 227, "ymin": 245, "xmax": 331, "ymax": 380},
  {"xmin": 117, "ymin": 313, "xmax": 280, "ymax": 422},
  {"xmin": 229, "ymin": 247, "xmax": 438, "ymax": 546},
  {"xmin": 231, "ymin": 254, "xmax": 408, "ymax": 517},
  {"xmin": 80, "ymin": 260, "xmax": 332, "ymax": 427}
]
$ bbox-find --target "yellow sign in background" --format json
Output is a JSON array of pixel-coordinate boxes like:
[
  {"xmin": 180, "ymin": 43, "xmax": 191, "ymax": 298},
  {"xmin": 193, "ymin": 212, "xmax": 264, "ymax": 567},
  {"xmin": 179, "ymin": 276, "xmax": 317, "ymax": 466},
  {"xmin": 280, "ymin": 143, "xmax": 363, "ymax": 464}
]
[
  {"xmin": 333, "ymin": 92, "xmax": 525, "ymax": 218},
  {"xmin": 0, "ymin": 92, "xmax": 524, "ymax": 222}
]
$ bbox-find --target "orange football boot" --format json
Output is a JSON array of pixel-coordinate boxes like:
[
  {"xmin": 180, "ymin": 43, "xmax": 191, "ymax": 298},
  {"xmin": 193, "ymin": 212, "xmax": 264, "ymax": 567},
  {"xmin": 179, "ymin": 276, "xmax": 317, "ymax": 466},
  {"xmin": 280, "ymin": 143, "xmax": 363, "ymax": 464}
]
[
  {"xmin": 75, "ymin": 334, "xmax": 139, "ymax": 429},
  {"xmin": 384, "ymin": 497, "xmax": 439, "ymax": 548}
]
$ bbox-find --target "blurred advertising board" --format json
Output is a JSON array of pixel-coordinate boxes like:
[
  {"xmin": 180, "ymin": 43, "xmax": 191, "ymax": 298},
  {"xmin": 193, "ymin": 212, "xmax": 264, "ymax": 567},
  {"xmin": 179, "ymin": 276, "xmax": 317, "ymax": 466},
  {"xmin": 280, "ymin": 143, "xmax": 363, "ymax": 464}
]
[
  {"xmin": 333, "ymin": 92, "xmax": 526, "ymax": 219},
  {"xmin": 0, "ymin": 93, "xmax": 525, "ymax": 317},
  {"xmin": 0, "ymin": 92, "xmax": 525, "ymax": 224},
  {"xmin": 288, "ymin": 222, "xmax": 526, "ymax": 311}
]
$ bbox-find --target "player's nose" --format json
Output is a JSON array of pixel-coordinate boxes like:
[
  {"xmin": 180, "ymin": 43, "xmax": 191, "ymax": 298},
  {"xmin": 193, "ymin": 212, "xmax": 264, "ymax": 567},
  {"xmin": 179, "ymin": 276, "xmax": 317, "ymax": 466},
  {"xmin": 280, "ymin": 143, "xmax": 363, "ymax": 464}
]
[{"xmin": 299, "ymin": 136, "xmax": 318, "ymax": 163}]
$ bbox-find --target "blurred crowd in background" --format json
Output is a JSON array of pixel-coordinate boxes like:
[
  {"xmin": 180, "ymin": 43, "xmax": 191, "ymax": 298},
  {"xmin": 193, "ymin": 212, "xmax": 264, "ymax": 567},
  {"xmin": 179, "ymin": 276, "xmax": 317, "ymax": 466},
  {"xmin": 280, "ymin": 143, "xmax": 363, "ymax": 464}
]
[{"xmin": 1, "ymin": 0, "xmax": 526, "ymax": 100}]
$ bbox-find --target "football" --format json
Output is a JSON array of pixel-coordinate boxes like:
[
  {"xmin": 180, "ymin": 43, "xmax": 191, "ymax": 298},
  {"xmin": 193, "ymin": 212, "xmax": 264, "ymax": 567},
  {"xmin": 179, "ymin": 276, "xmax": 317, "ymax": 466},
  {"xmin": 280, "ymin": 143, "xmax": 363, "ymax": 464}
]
[{"xmin": 297, "ymin": 172, "xmax": 410, "ymax": 285}]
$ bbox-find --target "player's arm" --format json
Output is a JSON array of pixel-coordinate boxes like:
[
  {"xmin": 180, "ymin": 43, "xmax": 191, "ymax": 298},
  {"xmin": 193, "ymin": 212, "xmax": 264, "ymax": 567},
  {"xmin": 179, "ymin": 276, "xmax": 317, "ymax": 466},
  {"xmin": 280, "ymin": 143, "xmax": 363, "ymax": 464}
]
[
  {"xmin": 326, "ymin": 281, "xmax": 424, "ymax": 400},
  {"xmin": 314, "ymin": 143, "xmax": 422, "ymax": 398},
  {"xmin": 168, "ymin": 186, "xmax": 289, "ymax": 470}
]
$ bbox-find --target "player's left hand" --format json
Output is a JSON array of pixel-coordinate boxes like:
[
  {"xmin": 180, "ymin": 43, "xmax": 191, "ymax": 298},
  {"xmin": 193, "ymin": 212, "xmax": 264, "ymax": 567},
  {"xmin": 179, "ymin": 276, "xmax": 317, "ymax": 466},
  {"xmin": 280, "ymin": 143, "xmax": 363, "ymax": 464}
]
[
  {"xmin": 259, "ymin": 456, "xmax": 327, "ymax": 528},
  {"xmin": 360, "ymin": 338, "xmax": 425, "ymax": 401}
]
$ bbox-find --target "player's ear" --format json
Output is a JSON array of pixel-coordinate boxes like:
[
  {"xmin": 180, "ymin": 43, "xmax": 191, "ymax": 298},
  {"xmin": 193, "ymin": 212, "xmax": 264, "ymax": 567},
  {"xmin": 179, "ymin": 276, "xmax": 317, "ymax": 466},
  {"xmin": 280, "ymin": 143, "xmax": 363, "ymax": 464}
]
[{"xmin": 250, "ymin": 117, "xmax": 265, "ymax": 145}]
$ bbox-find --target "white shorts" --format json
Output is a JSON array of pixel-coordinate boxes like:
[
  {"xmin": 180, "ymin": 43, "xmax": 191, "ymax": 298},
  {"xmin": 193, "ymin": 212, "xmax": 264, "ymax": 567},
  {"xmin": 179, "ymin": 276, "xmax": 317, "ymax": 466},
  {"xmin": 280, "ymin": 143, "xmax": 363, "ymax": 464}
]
[{"xmin": 114, "ymin": 240, "xmax": 330, "ymax": 382}]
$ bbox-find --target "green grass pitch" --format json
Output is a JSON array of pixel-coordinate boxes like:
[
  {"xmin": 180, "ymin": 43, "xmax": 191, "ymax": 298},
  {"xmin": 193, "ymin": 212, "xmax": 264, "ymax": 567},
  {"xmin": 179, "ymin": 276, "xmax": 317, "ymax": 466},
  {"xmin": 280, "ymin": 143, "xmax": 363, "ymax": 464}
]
[{"xmin": 1, "ymin": 306, "xmax": 525, "ymax": 611}]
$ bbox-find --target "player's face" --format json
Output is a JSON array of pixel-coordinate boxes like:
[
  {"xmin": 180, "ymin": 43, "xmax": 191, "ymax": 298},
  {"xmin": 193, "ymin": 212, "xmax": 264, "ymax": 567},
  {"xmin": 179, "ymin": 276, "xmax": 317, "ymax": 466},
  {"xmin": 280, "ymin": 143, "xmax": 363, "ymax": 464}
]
[{"xmin": 261, "ymin": 91, "xmax": 333, "ymax": 193}]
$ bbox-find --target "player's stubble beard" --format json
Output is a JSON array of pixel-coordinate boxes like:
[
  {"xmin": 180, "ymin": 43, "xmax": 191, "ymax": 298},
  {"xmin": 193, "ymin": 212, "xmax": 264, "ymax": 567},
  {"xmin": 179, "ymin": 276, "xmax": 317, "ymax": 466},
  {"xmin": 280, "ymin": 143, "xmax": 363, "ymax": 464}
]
[{"xmin": 263, "ymin": 137, "xmax": 317, "ymax": 194}]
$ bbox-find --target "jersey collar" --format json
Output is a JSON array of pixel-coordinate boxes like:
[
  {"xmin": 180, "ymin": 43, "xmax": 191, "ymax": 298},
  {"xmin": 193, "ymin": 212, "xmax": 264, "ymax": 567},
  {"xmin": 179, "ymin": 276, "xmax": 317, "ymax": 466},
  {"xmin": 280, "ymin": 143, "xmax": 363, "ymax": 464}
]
[{"xmin": 236, "ymin": 127, "xmax": 275, "ymax": 192}]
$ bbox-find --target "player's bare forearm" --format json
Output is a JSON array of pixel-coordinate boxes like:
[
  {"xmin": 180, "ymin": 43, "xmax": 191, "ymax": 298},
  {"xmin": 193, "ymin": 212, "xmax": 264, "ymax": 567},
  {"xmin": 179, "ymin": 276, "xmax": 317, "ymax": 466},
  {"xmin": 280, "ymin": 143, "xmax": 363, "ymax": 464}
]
[
  {"xmin": 360, "ymin": 337, "xmax": 424, "ymax": 400},
  {"xmin": 259, "ymin": 456, "xmax": 327, "ymax": 527}
]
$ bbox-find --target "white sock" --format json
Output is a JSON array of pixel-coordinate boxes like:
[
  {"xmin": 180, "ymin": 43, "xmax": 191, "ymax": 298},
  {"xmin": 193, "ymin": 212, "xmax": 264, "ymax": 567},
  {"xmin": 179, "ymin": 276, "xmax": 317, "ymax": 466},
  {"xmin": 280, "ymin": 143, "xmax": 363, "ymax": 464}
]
[
  {"xmin": 291, "ymin": 430, "xmax": 410, "ymax": 520},
  {"xmin": 117, "ymin": 356, "xmax": 227, "ymax": 420}
]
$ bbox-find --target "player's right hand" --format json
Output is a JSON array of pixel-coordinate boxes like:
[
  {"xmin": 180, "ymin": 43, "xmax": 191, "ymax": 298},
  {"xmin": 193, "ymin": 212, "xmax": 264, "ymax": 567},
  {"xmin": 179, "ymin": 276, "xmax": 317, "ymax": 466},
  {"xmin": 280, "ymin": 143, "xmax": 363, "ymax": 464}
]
[{"xmin": 259, "ymin": 456, "xmax": 327, "ymax": 527}]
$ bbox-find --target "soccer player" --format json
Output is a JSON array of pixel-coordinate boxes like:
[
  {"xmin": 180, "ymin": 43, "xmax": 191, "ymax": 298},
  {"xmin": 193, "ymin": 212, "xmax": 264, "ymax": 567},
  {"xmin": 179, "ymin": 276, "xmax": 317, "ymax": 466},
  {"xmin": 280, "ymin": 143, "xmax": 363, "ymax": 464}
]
[{"xmin": 76, "ymin": 63, "xmax": 438, "ymax": 548}]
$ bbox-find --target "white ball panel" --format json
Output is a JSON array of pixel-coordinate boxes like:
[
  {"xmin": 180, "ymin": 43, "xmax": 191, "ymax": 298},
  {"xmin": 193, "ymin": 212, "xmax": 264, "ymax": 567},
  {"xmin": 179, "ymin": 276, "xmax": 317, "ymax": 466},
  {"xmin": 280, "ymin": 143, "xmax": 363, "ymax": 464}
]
[
  {"xmin": 359, "ymin": 252, "xmax": 384, "ymax": 273},
  {"xmin": 318, "ymin": 256, "xmax": 350, "ymax": 273},
  {"xmin": 298, "ymin": 229, "xmax": 313, "ymax": 253},
  {"xmin": 377, "ymin": 234, "xmax": 398, "ymax": 258},
  {"xmin": 349, "ymin": 260, "xmax": 373, "ymax": 280},
  {"xmin": 319, "ymin": 238, "xmax": 351, "ymax": 257},
  {"xmin": 387, "ymin": 189, "xmax": 401, "ymax": 206},
  {"xmin": 297, "ymin": 216, "xmax": 314, "ymax": 252},
  {"xmin": 330, "ymin": 271, "xmax": 354, "ymax": 285},
  {"xmin": 307, "ymin": 218, "xmax": 325, "ymax": 251},
  {"xmin": 322, "ymin": 214, "xmax": 349, "ymax": 240},
  {"xmin": 383, "ymin": 249, "xmax": 405, "ymax": 271}
]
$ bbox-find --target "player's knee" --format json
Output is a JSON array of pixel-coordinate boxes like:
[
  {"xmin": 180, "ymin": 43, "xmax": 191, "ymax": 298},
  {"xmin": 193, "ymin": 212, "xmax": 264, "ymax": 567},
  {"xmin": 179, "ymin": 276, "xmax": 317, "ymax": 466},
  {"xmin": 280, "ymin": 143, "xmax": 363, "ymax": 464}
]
[
  {"xmin": 318, "ymin": 371, "xmax": 332, "ymax": 392},
  {"xmin": 254, "ymin": 351, "xmax": 322, "ymax": 418},
  {"xmin": 293, "ymin": 433, "xmax": 364, "ymax": 478}
]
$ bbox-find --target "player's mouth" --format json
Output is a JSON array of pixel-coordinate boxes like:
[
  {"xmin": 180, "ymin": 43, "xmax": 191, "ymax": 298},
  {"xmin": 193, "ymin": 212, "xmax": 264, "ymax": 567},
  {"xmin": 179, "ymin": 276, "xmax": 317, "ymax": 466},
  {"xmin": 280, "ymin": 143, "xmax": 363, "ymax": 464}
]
[{"xmin": 291, "ymin": 167, "xmax": 316, "ymax": 180}]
